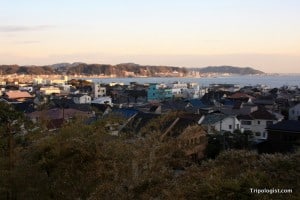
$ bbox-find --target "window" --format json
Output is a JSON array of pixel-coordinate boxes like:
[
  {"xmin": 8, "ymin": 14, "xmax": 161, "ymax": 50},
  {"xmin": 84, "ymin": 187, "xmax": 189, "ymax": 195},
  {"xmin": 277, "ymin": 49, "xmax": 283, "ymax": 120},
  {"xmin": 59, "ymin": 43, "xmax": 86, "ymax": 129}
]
[
  {"xmin": 241, "ymin": 121, "xmax": 252, "ymax": 125},
  {"xmin": 229, "ymin": 125, "xmax": 232, "ymax": 129},
  {"xmin": 255, "ymin": 132, "xmax": 261, "ymax": 137},
  {"xmin": 257, "ymin": 121, "xmax": 260, "ymax": 125}
]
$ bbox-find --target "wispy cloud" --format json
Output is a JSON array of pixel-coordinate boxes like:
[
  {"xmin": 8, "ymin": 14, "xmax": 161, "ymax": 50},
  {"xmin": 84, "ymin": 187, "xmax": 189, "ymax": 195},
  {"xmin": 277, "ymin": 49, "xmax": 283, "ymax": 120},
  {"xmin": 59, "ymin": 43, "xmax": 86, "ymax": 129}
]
[{"xmin": 0, "ymin": 25, "xmax": 54, "ymax": 32}]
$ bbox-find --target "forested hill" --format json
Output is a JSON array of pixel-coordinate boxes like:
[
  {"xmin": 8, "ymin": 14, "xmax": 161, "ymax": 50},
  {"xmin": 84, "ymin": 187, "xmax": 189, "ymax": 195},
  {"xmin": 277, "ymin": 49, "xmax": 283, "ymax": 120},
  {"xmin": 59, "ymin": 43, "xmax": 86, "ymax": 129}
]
[
  {"xmin": 0, "ymin": 63, "xmax": 264, "ymax": 76},
  {"xmin": 0, "ymin": 63, "xmax": 188, "ymax": 76},
  {"xmin": 195, "ymin": 66, "xmax": 264, "ymax": 75}
]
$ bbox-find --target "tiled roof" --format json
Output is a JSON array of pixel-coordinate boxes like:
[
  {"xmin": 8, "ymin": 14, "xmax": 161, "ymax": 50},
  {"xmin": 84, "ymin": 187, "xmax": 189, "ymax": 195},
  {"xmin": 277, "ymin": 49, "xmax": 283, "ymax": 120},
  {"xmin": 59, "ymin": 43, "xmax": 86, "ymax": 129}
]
[
  {"xmin": 201, "ymin": 113, "xmax": 229, "ymax": 125},
  {"xmin": 251, "ymin": 109, "xmax": 277, "ymax": 120},
  {"xmin": 228, "ymin": 92, "xmax": 254, "ymax": 99},
  {"xmin": 237, "ymin": 115, "xmax": 253, "ymax": 120},
  {"xmin": 238, "ymin": 109, "xmax": 278, "ymax": 120},
  {"xmin": 266, "ymin": 120, "xmax": 300, "ymax": 133},
  {"xmin": 5, "ymin": 90, "xmax": 33, "ymax": 99},
  {"xmin": 129, "ymin": 112, "xmax": 160, "ymax": 133},
  {"xmin": 112, "ymin": 108, "xmax": 139, "ymax": 118},
  {"xmin": 188, "ymin": 99, "xmax": 207, "ymax": 108}
]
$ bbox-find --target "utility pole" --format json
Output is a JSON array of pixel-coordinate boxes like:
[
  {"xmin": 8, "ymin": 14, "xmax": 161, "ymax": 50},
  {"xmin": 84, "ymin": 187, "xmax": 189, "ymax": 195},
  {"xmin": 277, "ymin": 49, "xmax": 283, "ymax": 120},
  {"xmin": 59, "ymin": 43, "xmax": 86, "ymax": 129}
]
[
  {"xmin": 219, "ymin": 116, "xmax": 225, "ymax": 150},
  {"xmin": 218, "ymin": 100, "xmax": 226, "ymax": 150}
]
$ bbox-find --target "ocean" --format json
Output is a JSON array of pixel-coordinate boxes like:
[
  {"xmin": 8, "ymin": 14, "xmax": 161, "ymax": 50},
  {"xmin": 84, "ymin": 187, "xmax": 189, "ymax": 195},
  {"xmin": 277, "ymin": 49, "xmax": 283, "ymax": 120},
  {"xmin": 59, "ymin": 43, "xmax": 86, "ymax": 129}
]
[{"xmin": 88, "ymin": 74, "xmax": 300, "ymax": 88}]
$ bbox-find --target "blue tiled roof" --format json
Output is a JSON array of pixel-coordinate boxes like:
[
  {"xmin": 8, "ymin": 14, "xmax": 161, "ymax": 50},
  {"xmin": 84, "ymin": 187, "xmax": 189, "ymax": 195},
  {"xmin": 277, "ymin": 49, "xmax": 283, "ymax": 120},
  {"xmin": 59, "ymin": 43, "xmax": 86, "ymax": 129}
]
[
  {"xmin": 112, "ymin": 108, "xmax": 139, "ymax": 118},
  {"xmin": 189, "ymin": 99, "xmax": 207, "ymax": 108}
]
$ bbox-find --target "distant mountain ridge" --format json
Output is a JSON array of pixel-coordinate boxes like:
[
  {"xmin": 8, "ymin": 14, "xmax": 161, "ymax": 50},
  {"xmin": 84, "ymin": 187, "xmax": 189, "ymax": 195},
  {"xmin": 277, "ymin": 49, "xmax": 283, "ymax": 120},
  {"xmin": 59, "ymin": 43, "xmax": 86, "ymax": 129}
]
[
  {"xmin": 0, "ymin": 63, "xmax": 188, "ymax": 76},
  {"xmin": 0, "ymin": 63, "xmax": 264, "ymax": 76},
  {"xmin": 195, "ymin": 66, "xmax": 264, "ymax": 75}
]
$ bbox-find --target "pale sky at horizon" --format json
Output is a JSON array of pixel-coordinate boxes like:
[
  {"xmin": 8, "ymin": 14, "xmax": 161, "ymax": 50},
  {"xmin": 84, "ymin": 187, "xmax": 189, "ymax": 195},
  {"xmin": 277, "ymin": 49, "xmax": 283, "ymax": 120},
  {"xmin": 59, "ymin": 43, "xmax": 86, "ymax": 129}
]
[{"xmin": 0, "ymin": 0, "xmax": 299, "ymax": 73}]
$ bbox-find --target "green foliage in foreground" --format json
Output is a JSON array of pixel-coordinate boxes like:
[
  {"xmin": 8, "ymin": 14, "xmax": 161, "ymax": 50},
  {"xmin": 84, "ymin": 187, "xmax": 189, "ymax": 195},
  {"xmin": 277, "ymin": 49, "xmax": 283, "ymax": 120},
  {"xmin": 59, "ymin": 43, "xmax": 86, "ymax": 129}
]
[{"xmin": 0, "ymin": 112, "xmax": 299, "ymax": 199}]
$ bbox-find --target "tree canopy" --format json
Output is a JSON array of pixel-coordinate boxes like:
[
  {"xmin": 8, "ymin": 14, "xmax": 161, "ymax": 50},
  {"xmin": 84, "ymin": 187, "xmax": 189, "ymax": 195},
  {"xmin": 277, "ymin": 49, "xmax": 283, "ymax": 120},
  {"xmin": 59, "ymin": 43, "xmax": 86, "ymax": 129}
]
[{"xmin": 0, "ymin": 107, "xmax": 299, "ymax": 199}]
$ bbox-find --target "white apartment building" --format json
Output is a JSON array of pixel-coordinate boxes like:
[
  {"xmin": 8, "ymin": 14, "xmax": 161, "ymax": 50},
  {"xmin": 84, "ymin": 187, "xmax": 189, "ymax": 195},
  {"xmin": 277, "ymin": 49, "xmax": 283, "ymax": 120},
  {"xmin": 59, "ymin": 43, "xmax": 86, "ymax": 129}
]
[
  {"xmin": 39, "ymin": 86, "xmax": 61, "ymax": 95},
  {"xmin": 92, "ymin": 83, "xmax": 106, "ymax": 99}
]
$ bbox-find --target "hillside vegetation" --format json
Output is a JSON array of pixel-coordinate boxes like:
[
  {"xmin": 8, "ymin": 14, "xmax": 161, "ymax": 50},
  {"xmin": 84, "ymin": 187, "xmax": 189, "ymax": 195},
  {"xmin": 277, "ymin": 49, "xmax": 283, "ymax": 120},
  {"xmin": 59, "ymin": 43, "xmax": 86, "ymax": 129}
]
[
  {"xmin": 0, "ymin": 103, "xmax": 298, "ymax": 200},
  {"xmin": 0, "ymin": 63, "xmax": 188, "ymax": 76},
  {"xmin": 197, "ymin": 66, "xmax": 264, "ymax": 75},
  {"xmin": 0, "ymin": 63, "xmax": 264, "ymax": 76}
]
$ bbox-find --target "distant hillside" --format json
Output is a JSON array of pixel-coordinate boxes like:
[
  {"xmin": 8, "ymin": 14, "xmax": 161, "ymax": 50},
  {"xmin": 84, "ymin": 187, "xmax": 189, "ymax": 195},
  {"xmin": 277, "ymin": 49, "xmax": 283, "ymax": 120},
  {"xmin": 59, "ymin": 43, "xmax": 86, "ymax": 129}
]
[
  {"xmin": 0, "ymin": 63, "xmax": 263, "ymax": 76},
  {"xmin": 0, "ymin": 63, "xmax": 188, "ymax": 77},
  {"xmin": 194, "ymin": 66, "xmax": 264, "ymax": 75},
  {"xmin": 0, "ymin": 65, "xmax": 56, "ymax": 75}
]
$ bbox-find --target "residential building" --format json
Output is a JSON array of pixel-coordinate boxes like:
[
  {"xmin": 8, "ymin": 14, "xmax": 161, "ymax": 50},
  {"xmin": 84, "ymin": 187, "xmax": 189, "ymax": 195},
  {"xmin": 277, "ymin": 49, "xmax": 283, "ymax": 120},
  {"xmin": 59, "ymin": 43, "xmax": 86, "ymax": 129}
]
[
  {"xmin": 221, "ymin": 101, "xmax": 258, "ymax": 115},
  {"xmin": 147, "ymin": 83, "xmax": 172, "ymax": 102},
  {"xmin": 72, "ymin": 94, "xmax": 92, "ymax": 104},
  {"xmin": 2, "ymin": 90, "xmax": 33, "ymax": 103},
  {"xmin": 258, "ymin": 120, "xmax": 300, "ymax": 153},
  {"xmin": 209, "ymin": 84, "xmax": 240, "ymax": 92},
  {"xmin": 19, "ymin": 86, "xmax": 34, "ymax": 93},
  {"xmin": 49, "ymin": 75, "xmax": 68, "ymax": 85},
  {"xmin": 266, "ymin": 120, "xmax": 300, "ymax": 143},
  {"xmin": 92, "ymin": 83, "xmax": 106, "ymax": 99},
  {"xmin": 27, "ymin": 108, "xmax": 94, "ymax": 130},
  {"xmin": 289, "ymin": 103, "xmax": 300, "ymax": 121},
  {"xmin": 39, "ymin": 86, "xmax": 61, "ymax": 95},
  {"xmin": 177, "ymin": 125, "xmax": 208, "ymax": 160},
  {"xmin": 33, "ymin": 77, "xmax": 44, "ymax": 85},
  {"xmin": 200, "ymin": 113, "xmax": 241, "ymax": 134},
  {"xmin": 238, "ymin": 109, "xmax": 284, "ymax": 141},
  {"xmin": 227, "ymin": 92, "xmax": 255, "ymax": 102},
  {"xmin": 92, "ymin": 96, "xmax": 113, "ymax": 106}
]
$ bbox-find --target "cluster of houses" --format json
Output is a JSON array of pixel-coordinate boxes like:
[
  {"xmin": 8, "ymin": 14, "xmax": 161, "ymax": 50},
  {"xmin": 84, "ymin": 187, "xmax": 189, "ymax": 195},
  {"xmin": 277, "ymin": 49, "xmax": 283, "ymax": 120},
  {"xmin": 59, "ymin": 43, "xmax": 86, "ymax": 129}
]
[{"xmin": 1, "ymin": 76, "xmax": 300, "ymax": 158}]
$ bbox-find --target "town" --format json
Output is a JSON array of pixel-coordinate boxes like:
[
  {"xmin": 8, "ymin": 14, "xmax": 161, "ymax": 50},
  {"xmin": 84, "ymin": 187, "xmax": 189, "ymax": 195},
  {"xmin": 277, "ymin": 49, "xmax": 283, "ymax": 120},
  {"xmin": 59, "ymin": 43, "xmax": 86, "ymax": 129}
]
[
  {"xmin": 1, "ymin": 74, "xmax": 300, "ymax": 158},
  {"xmin": 2, "ymin": 0, "xmax": 300, "ymax": 198}
]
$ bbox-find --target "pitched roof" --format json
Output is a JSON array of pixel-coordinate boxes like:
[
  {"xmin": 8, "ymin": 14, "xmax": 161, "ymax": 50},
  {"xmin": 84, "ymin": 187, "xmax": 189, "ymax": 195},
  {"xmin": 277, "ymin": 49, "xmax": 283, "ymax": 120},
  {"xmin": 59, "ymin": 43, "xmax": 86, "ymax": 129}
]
[
  {"xmin": 161, "ymin": 101, "xmax": 187, "ymax": 111},
  {"xmin": 266, "ymin": 120, "xmax": 300, "ymax": 133},
  {"xmin": 228, "ymin": 92, "xmax": 254, "ymax": 99},
  {"xmin": 201, "ymin": 113, "xmax": 229, "ymax": 125},
  {"xmin": 127, "ymin": 112, "xmax": 160, "ymax": 133},
  {"xmin": 188, "ymin": 99, "xmax": 207, "ymax": 108},
  {"xmin": 162, "ymin": 114, "xmax": 203, "ymax": 138},
  {"xmin": 253, "ymin": 96, "xmax": 275, "ymax": 105},
  {"xmin": 238, "ymin": 109, "xmax": 278, "ymax": 120},
  {"xmin": 112, "ymin": 108, "xmax": 139, "ymax": 118},
  {"xmin": 251, "ymin": 109, "xmax": 277, "ymax": 120},
  {"xmin": 5, "ymin": 90, "xmax": 33, "ymax": 99},
  {"xmin": 27, "ymin": 108, "xmax": 92, "ymax": 120}
]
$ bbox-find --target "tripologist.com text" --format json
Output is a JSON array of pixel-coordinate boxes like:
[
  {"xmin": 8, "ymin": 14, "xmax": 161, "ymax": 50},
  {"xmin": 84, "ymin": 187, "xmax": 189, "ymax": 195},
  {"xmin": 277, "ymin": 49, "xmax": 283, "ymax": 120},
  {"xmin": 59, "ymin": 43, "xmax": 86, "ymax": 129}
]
[{"xmin": 250, "ymin": 188, "xmax": 293, "ymax": 194}]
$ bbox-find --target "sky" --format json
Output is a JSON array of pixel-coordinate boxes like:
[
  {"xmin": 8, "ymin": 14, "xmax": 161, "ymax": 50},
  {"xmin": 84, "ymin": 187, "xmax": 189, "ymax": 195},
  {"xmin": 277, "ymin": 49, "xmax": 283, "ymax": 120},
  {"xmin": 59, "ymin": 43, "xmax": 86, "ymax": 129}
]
[{"xmin": 0, "ymin": 0, "xmax": 299, "ymax": 73}]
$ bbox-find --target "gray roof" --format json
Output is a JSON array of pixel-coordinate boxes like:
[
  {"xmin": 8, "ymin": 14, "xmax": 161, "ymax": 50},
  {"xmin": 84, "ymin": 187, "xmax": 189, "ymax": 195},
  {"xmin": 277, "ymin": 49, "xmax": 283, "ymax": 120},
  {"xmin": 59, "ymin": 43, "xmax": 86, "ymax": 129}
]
[
  {"xmin": 266, "ymin": 120, "xmax": 300, "ymax": 133},
  {"xmin": 201, "ymin": 113, "xmax": 230, "ymax": 125}
]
